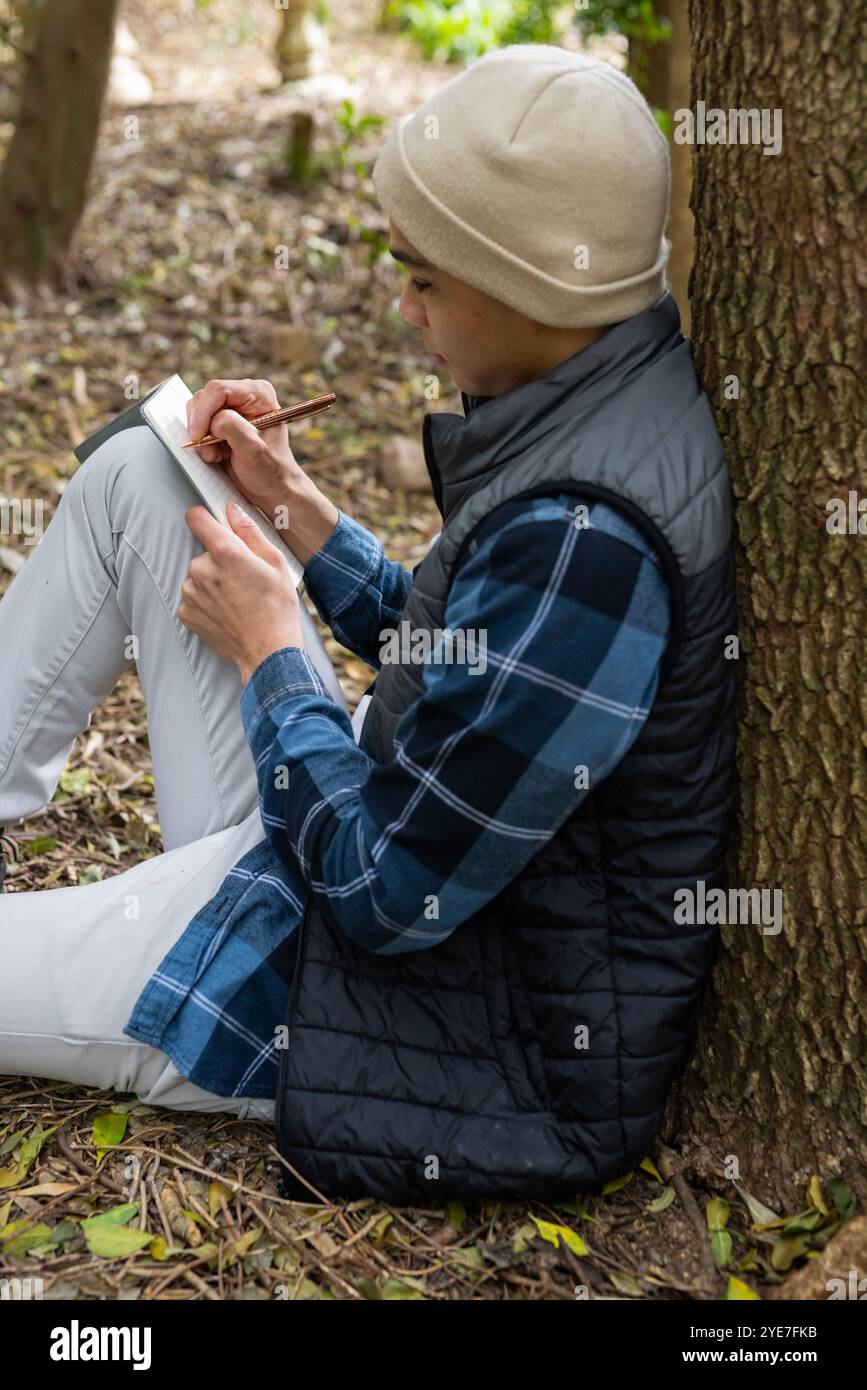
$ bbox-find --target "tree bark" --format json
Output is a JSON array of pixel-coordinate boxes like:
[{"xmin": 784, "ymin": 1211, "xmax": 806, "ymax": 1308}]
[
  {"xmin": 664, "ymin": 0, "xmax": 867, "ymax": 1207},
  {"xmin": 627, "ymin": 14, "xmax": 671, "ymax": 113},
  {"xmin": 628, "ymin": 5, "xmax": 694, "ymax": 332},
  {"xmin": 0, "ymin": 0, "xmax": 118, "ymax": 304},
  {"xmin": 666, "ymin": 0, "xmax": 693, "ymax": 333}
]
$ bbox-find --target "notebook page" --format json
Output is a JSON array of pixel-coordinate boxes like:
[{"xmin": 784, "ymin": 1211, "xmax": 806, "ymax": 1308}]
[{"xmin": 142, "ymin": 375, "xmax": 303, "ymax": 586}]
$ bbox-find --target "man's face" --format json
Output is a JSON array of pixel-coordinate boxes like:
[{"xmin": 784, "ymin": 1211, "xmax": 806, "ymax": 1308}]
[{"xmin": 388, "ymin": 222, "xmax": 543, "ymax": 397}]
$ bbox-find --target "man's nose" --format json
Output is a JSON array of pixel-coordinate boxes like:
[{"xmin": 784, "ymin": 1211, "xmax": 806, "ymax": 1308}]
[{"xmin": 398, "ymin": 281, "xmax": 427, "ymax": 328}]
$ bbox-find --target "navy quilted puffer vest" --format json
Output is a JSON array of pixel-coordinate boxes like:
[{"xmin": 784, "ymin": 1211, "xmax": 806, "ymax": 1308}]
[{"xmin": 276, "ymin": 293, "xmax": 738, "ymax": 1204}]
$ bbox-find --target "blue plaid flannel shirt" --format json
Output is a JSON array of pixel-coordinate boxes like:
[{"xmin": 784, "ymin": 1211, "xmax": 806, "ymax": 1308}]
[{"xmin": 124, "ymin": 493, "xmax": 670, "ymax": 1097}]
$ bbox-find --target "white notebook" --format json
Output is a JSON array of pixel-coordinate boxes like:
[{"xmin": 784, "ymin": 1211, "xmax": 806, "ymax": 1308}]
[
  {"xmin": 141, "ymin": 374, "xmax": 304, "ymax": 587},
  {"xmin": 72, "ymin": 373, "xmax": 350, "ymax": 711}
]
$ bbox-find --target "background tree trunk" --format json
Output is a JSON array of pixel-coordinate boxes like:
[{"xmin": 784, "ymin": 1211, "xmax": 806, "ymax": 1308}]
[
  {"xmin": 627, "ymin": 13, "xmax": 671, "ymax": 111},
  {"xmin": 0, "ymin": 0, "xmax": 118, "ymax": 304},
  {"xmin": 628, "ymin": 4, "xmax": 694, "ymax": 331},
  {"xmin": 275, "ymin": 0, "xmax": 329, "ymax": 83},
  {"xmin": 666, "ymin": 0, "xmax": 693, "ymax": 332},
  {"xmin": 664, "ymin": 0, "xmax": 867, "ymax": 1206}
]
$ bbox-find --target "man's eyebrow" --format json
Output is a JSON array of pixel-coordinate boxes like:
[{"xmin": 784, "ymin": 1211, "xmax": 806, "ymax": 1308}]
[{"xmin": 388, "ymin": 246, "xmax": 431, "ymax": 269}]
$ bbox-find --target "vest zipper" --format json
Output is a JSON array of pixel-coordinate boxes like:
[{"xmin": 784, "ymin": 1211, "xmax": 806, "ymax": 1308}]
[{"xmin": 421, "ymin": 411, "xmax": 444, "ymax": 516}]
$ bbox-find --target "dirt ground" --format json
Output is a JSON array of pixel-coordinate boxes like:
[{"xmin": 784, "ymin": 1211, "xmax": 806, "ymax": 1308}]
[{"xmin": 0, "ymin": 0, "xmax": 852, "ymax": 1300}]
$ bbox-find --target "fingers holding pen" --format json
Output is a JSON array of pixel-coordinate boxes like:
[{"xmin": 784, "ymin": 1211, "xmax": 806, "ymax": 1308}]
[{"xmin": 187, "ymin": 379, "xmax": 280, "ymax": 452}]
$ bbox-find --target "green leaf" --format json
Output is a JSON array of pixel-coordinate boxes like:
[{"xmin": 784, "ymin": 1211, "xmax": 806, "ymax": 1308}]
[
  {"xmin": 92, "ymin": 1111, "xmax": 127, "ymax": 1164},
  {"xmin": 23, "ymin": 835, "xmax": 56, "ymax": 855},
  {"xmin": 445, "ymin": 1200, "xmax": 466, "ymax": 1231},
  {"xmin": 726, "ymin": 1275, "xmax": 761, "ymax": 1300},
  {"xmin": 233, "ymin": 1226, "xmax": 263, "ymax": 1257},
  {"xmin": 711, "ymin": 1229, "xmax": 733, "ymax": 1268},
  {"xmin": 531, "ymin": 1216, "xmax": 588, "ymax": 1257},
  {"xmin": 80, "ymin": 1212, "xmax": 154, "ymax": 1258},
  {"xmin": 382, "ymin": 1278, "xmax": 426, "ymax": 1299},
  {"xmin": 0, "ymin": 1125, "xmax": 57, "ymax": 1188},
  {"xmin": 828, "ymin": 1178, "xmax": 856, "ymax": 1223},
  {"xmin": 806, "ymin": 1175, "xmax": 829, "ymax": 1216},
  {"xmin": 1, "ymin": 1220, "xmax": 54, "ymax": 1257},
  {"xmin": 706, "ymin": 1197, "xmax": 730, "ymax": 1231},
  {"xmin": 512, "ymin": 1221, "xmax": 537, "ymax": 1254},
  {"xmin": 293, "ymin": 1278, "xmax": 331, "ymax": 1300},
  {"xmin": 59, "ymin": 767, "xmax": 92, "ymax": 795},
  {"xmin": 780, "ymin": 1207, "xmax": 825, "ymax": 1236},
  {"xmin": 370, "ymin": 1213, "xmax": 393, "ymax": 1246},
  {"xmin": 451, "ymin": 1244, "xmax": 484, "ymax": 1268},
  {"xmin": 83, "ymin": 1202, "xmax": 139, "ymax": 1227},
  {"xmin": 609, "ymin": 1271, "xmax": 645, "ymax": 1298},
  {"xmin": 352, "ymin": 1276, "xmax": 383, "ymax": 1299},
  {"xmin": 770, "ymin": 1234, "xmax": 810, "ymax": 1272},
  {"xmin": 646, "ymin": 1184, "xmax": 677, "ymax": 1214},
  {"xmin": 640, "ymin": 1155, "xmax": 664, "ymax": 1182},
  {"xmin": 79, "ymin": 1200, "xmax": 146, "ymax": 1258},
  {"xmin": 601, "ymin": 1171, "xmax": 633, "ymax": 1195}
]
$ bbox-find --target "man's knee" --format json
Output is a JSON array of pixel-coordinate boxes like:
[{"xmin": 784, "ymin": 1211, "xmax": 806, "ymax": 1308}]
[{"xmin": 74, "ymin": 425, "xmax": 197, "ymax": 532}]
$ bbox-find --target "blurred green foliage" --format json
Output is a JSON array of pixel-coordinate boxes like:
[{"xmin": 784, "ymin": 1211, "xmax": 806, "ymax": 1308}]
[
  {"xmin": 286, "ymin": 97, "xmax": 384, "ymax": 190},
  {"xmin": 571, "ymin": 0, "xmax": 668, "ymax": 47},
  {"xmin": 332, "ymin": 97, "xmax": 385, "ymax": 175},
  {"xmin": 382, "ymin": 0, "xmax": 669, "ymax": 65},
  {"xmin": 382, "ymin": 0, "xmax": 563, "ymax": 63}
]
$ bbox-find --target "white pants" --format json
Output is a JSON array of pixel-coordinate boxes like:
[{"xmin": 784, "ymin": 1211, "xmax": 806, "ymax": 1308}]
[{"xmin": 0, "ymin": 427, "xmax": 346, "ymax": 1120}]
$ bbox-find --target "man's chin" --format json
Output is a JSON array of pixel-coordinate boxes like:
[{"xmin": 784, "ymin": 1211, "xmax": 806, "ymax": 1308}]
[{"xmin": 429, "ymin": 358, "xmax": 475, "ymax": 397}]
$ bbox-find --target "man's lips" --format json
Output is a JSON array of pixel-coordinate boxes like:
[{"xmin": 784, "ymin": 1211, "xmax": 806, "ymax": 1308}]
[{"xmin": 423, "ymin": 337, "xmax": 447, "ymax": 365}]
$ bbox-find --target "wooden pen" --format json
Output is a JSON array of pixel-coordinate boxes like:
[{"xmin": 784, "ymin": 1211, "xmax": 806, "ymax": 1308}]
[{"xmin": 182, "ymin": 391, "xmax": 336, "ymax": 447}]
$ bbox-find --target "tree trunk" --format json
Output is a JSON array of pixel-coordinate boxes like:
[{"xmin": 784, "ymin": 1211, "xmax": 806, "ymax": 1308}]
[
  {"xmin": 275, "ymin": 0, "xmax": 329, "ymax": 83},
  {"xmin": 664, "ymin": 0, "xmax": 867, "ymax": 1207},
  {"xmin": 0, "ymin": 0, "xmax": 118, "ymax": 304},
  {"xmin": 627, "ymin": 16, "xmax": 671, "ymax": 113},
  {"xmin": 628, "ymin": 5, "xmax": 694, "ymax": 332},
  {"xmin": 666, "ymin": 0, "xmax": 693, "ymax": 333}
]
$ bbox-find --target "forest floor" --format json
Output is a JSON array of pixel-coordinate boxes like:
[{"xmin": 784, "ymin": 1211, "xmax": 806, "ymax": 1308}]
[{"xmin": 0, "ymin": 0, "xmax": 849, "ymax": 1301}]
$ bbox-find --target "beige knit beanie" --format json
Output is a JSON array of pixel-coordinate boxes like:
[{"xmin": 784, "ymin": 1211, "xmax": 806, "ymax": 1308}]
[{"xmin": 372, "ymin": 44, "xmax": 670, "ymax": 328}]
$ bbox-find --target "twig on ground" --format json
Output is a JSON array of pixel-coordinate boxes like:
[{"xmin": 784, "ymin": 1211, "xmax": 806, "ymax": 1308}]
[
  {"xmin": 57, "ymin": 1126, "xmax": 126, "ymax": 1195},
  {"xmin": 657, "ymin": 1145, "xmax": 720, "ymax": 1297}
]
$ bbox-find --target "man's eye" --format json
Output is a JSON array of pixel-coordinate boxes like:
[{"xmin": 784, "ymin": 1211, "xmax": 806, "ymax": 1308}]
[{"xmin": 411, "ymin": 278, "xmax": 432, "ymax": 293}]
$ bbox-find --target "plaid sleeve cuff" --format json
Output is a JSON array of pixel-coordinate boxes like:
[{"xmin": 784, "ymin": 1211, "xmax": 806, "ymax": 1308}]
[
  {"xmin": 302, "ymin": 509, "xmax": 385, "ymax": 621},
  {"xmin": 240, "ymin": 646, "xmax": 326, "ymax": 740}
]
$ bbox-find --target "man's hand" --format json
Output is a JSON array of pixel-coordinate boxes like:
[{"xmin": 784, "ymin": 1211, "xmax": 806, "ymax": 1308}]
[
  {"xmin": 186, "ymin": 377, "xmax": 339, "ymax": 564},
  {"xmin": 179, "ymin": 501, "xmax": 303, "ymax": 685},
  {"xmin": 186, "ymin": 378, "xmax": 299, "ymax": 520}
]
